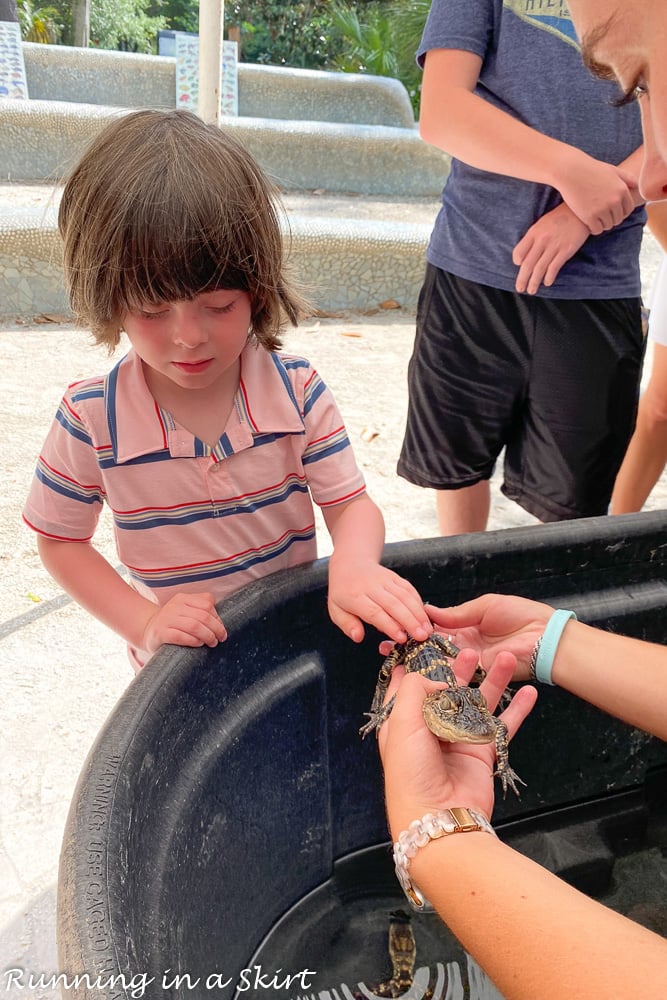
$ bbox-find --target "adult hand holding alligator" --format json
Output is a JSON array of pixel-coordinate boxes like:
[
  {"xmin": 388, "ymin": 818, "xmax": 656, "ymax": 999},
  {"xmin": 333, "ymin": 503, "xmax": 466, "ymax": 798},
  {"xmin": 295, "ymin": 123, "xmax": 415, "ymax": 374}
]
[
  {"xmin": 378, "ymin": 649, "xmax": 535, "ymax": 837},
  {"xmin": 426, "ymin": 594, "xmax": 667, "ymax": 742},
  {"xmin": 378, "ymin": 650, "xmax": 667, "ymax": 999}
]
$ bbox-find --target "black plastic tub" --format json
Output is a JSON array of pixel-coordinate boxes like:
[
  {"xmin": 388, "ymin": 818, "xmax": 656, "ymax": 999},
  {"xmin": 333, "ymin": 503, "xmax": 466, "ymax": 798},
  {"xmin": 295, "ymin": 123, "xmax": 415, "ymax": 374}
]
[{"xmin": 57, "ymin": 513, "xmax": 667, "ymax": 999}]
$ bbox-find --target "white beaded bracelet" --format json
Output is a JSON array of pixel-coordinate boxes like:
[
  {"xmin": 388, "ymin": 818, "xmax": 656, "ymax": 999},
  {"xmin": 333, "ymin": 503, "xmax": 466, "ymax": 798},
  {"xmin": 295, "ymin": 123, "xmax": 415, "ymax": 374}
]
[{"xmin": 393, "ymin": 807, "xmax": 496, "ymax": 911}]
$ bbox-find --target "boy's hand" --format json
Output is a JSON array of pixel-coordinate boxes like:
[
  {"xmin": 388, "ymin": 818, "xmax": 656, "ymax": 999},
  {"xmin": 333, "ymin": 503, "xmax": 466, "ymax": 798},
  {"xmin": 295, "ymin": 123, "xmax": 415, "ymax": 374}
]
[
  {"xmin": 556, "ymin": 153, "xmax": 637, "ymax": 235},
  {"xmin": 327, "ymin": 558, "xmax": 431, "ymax": 644},
  {"xmin": 141, "ymin": 592, "xmax": 227, "ymax": 653},
  {"xmin": 513, "ymin": 203, "xmax": 589, "ymax": 294}
]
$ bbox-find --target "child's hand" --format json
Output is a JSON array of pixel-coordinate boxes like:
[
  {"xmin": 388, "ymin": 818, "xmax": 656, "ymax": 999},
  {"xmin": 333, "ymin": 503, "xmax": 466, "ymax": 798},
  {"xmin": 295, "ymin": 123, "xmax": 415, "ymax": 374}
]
[
  {"xmin": 556, "ymin": 153, "xmax": 637, "ymax": 235},
  {"xmin": 512, "ymin": 203, "xmax": 589, "ymax": 294},
  {"xmin": 141, "ymin": 592, "xmax": 227, "ymax": 654},
  {"xmin": 327, "ymin": 558, "xmax": 431, "ymax": 644}
]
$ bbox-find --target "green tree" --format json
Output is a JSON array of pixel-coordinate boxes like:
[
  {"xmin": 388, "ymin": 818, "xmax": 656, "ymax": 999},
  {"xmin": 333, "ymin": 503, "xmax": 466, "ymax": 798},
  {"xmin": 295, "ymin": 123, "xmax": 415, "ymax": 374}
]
[
  {"xmin": 386, "ymin": 0, "xmax": 430, "ymax": 112},
  {"xmin": 329, "ymin": 4, "xmax": 398, "ymax": 77},
  {"xmin": 328, "ymin": 0, "xmax": 429, "ymax": 114},
  {"xmin": 72, "ymin": 0, "xmax": 89, "ymax": 46},
  {"xmin": 153, "ymin": 0, "xmax": 197, "ymax": 35},
  {"xmin": 89, "ymin": 0, "xmax": 166, "ymax": 51},
  {"xmin": 224, "ymin": 1, "xmax": 343, "ymax": 68},
  {"xmin": 18, "ymin": 0, "xmax": 62, "ymax": 41}
]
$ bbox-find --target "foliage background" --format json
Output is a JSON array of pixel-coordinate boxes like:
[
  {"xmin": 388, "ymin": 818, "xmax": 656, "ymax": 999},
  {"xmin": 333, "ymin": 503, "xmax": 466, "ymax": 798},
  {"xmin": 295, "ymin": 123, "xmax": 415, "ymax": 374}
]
[{"xmin": 16, "ymin": 0, "xmax": 429, "ymax": 112}]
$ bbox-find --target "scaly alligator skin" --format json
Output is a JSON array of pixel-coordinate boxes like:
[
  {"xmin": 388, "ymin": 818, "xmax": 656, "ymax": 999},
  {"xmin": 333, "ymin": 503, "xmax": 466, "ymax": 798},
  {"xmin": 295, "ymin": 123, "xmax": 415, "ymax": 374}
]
[
  {"xmin": 359, "ymin": 633, "xmax": 524, "ymax": 797},
  {"xmin": 353, "ymin": 910, "xmax": 432, "ymax": 1000}
]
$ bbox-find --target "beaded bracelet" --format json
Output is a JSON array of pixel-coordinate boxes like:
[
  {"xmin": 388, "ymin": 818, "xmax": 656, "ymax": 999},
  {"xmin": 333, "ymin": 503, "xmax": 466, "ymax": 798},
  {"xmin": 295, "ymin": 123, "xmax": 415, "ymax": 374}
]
[
  {"xmin": 528, "ymin": 609, "xmax": 577, "ymax": 686},
  {"xmin": 393, "ymin": 807, "xmax": 496, "ymax": 911}
]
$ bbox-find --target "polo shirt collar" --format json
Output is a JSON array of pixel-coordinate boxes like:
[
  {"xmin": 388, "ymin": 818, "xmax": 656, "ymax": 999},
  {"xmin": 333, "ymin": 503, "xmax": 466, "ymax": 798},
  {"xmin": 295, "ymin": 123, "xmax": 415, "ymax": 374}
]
[{"xmin": 107, "ymin": 345, "xmax": 305, "ymax": 464}]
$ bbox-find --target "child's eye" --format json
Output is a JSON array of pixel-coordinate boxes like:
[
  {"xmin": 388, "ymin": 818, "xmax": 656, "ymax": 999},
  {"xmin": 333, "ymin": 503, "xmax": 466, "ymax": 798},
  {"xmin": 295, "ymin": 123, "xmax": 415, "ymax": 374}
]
[
  {"xmin": 208, "ymin": 303, "xmax": 235, "ymax": 314},
  {"xmin": 139, "ymin": 309, "xmax": 168, "ymax": 320},
  {"xmin": 613, "ymin": 77, "xmax": 649, "ymax": 107}
]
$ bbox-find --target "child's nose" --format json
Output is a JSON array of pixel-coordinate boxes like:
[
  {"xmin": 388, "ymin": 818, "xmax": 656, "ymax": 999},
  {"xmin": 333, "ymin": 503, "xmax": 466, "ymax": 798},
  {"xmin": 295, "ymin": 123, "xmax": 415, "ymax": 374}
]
[{"xmin": 173, "ymin": 319, "xmax": 207, "ymax": 349}]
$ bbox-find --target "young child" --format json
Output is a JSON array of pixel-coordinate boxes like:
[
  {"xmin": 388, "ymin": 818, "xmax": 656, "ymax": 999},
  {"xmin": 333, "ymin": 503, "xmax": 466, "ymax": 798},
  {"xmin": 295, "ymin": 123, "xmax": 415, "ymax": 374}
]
[{"xmin": 23, "ymin": 109, "xmax": 431, "ymax": 671}]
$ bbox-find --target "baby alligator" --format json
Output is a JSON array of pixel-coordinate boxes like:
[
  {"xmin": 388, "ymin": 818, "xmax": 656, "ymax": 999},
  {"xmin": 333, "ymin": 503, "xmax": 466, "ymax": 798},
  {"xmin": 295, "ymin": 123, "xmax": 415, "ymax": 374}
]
[
  {"xmin": 360, "ymin": 632, "xmax": 524, "ymax": 797},
  {"xmin": 353, "ymin": 910, "xmax": 432, "ymax": 1000}
]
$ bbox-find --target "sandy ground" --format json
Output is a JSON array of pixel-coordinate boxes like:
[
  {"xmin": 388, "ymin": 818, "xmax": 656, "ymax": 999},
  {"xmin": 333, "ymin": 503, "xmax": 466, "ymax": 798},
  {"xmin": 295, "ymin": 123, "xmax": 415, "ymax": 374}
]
[{"xmin": 1, "ymin": 219, "xmax": 666, "ymax": 995}]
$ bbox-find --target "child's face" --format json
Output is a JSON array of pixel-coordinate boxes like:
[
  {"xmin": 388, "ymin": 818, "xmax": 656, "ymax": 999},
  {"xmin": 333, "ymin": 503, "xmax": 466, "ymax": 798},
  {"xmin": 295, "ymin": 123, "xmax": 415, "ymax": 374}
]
[{"xmin": 122, "ymin": 289, "xmax": 252, "ymax": 394}]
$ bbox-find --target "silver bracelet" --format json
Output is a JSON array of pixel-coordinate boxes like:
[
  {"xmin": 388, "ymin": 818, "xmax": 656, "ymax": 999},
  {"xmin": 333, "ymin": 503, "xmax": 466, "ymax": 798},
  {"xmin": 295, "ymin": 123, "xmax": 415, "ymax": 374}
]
[
  {"xmin": 528, "ymin": 635, "xmax": 543, "ymax": 681},
  {"xmin": 528, "ymin": 610, "xmax": 577, "ymax": 685},
  {"xmin": 393, "ymin": 807, "xmax": 496, "ymax": 911}
]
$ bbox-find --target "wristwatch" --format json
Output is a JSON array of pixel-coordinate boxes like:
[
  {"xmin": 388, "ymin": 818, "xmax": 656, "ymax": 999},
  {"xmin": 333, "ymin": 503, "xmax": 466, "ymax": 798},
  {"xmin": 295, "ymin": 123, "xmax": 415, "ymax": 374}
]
[{"xmin": 393, "ymin": 806, "xmax": 496, "ymax": 911}]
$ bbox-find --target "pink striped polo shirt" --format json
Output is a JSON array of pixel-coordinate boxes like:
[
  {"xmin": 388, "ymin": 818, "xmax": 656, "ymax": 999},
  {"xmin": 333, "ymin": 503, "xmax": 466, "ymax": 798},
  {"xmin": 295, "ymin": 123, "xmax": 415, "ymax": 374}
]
[{"xmin": 24, "ymin": 343, "xmax": 366, "ymax": 667}]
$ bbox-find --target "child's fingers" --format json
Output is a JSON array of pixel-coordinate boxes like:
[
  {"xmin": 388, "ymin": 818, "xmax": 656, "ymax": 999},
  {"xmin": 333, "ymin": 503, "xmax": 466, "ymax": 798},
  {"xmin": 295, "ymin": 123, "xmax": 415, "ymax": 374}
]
[
  {"xmin": 328, "ymin": 601, "xmax": 365, "ymax": 643},
  {"xmin": 367, "ymin": 581, "xmax": 431, "ymax": 643}
]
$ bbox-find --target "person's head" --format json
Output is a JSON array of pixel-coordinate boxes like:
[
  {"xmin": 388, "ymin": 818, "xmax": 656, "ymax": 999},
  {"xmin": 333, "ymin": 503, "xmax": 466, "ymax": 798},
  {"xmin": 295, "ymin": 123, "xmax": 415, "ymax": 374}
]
[
  {"xmin": 569, "ymin": 0, "xmax": 667, "ymax": 202},
  {"xmin": 58, "ymin": 109, "xmax": 309, "ymax": 351}
]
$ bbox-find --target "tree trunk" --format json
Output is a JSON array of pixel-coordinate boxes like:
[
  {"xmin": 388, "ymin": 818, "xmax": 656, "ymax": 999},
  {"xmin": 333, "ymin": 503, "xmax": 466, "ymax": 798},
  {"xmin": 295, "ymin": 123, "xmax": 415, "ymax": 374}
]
[
  {"xmin": 72, "ymin": 0, "xmax": 89, "ymax": 47},
  {"xmin": 0, "ymin": 0, "xmax": 18, "ymax": 21}
]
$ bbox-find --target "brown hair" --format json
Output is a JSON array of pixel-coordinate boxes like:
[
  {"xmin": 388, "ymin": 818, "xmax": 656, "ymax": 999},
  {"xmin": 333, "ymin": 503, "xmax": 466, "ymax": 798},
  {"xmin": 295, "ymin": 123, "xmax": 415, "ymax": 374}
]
[{"xmin": 58, "ymin": 109, "xmax": 309, "ymax": 350}]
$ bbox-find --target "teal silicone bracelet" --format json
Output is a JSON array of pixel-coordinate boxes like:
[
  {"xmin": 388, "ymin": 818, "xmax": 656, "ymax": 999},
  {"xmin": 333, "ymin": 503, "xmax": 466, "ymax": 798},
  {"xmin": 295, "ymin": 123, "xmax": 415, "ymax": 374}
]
[{"xmin": 534, "ymin": 609, "xmax": 577, "ymax": 685}]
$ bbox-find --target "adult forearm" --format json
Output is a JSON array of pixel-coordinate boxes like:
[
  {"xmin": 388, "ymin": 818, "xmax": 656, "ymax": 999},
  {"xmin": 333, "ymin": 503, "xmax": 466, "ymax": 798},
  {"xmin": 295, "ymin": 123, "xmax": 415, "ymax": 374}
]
[
  {"xmin": 551, "ymin": 621, "xmax": 667, "ymax": 740},
  {"xmin": 407, "ymin": 832, "xmax": 667, "ymax": 1000}
]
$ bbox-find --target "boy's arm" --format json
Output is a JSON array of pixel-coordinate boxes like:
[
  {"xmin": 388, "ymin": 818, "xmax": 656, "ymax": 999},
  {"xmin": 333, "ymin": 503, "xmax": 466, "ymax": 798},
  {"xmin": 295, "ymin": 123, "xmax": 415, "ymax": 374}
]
[
  {"xmin": 513, "ymin": 145, "xmax": 646, "ymax": 294},
  {"xmin": 37, "ymin": 536, "xmax": 226, "ymax": 655},
  {"xmin": 322, "ymin": 495, "xmax": 431, "ymax": 644},
  {"xmin": 420, "ymin": 48, "xmax": 638, "ymax": 235}
]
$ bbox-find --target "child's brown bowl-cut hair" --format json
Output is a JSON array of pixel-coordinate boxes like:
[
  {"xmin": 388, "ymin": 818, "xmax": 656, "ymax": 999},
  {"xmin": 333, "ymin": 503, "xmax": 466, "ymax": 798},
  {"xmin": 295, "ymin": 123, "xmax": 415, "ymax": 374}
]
[{"xmin": 58, "ymin": 109, "xmax": 310, "ymax": 350}]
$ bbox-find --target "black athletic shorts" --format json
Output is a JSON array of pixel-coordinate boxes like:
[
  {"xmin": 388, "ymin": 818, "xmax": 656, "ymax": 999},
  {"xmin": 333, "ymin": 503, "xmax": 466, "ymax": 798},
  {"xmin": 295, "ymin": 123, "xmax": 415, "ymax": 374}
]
[{"xmin": 397, "ymin": 265, "xmax": 645, "ymax": 522}]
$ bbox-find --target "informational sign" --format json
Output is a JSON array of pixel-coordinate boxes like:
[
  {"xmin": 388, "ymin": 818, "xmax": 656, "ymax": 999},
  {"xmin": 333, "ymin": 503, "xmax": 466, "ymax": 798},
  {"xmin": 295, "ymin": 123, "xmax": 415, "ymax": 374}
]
[
  {"xmin": 0, "ymin": 21, "xmax": 29, "ymax": 99},
  {"xmin": 171, "ymin": 32, "xmax": 238, "ymax": 117}
]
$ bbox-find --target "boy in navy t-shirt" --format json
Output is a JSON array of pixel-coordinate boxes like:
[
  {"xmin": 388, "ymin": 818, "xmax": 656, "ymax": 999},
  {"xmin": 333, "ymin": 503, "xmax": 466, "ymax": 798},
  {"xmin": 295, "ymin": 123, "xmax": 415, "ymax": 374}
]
[{"xmin": 398, "ymin": 0, "xmax": 646, "ymax": 532}]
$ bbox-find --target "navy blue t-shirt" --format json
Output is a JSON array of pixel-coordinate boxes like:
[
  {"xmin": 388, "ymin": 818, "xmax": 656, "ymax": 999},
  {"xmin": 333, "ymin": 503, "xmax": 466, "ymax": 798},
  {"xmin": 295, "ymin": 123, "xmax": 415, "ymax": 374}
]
[{"xmin": 419, "ymin": 0, "xmax": 645, "ymax": 298}]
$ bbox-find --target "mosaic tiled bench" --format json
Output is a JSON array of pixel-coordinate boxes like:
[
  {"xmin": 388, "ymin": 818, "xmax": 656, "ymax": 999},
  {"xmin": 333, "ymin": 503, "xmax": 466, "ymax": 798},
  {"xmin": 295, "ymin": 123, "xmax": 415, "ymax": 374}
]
[
  {"xmin": 0, "ymin": 202, "xmax": 431, "ymax": 317},
  {"xmin": 0, "ymin": 97, "xmax": 448, "ymax": 196},
  {"xmin": 21, "ymin": 42, "xmax": 416, "ymax": 129}
]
